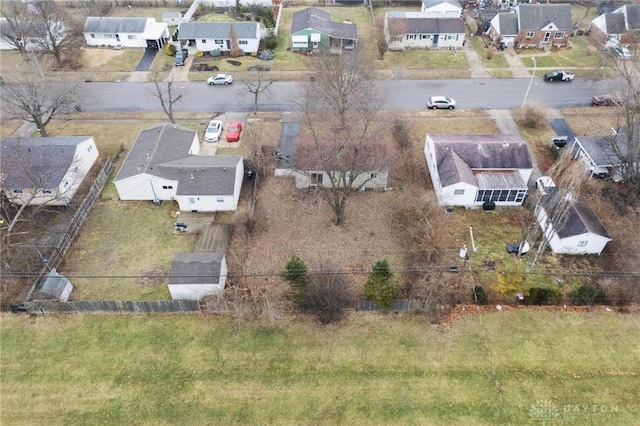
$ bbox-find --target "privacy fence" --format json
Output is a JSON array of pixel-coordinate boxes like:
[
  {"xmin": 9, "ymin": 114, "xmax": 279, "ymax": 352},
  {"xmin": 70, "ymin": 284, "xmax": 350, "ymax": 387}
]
[{"xmin": 24, "ymin": 300, "xmax": 201, "ymax": 315}]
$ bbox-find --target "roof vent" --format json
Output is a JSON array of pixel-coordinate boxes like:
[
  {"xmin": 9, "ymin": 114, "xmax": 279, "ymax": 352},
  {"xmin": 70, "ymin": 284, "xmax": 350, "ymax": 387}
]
[{"xmin": 190, "ymin": 173, "xmax": 194, "ymax": 180}]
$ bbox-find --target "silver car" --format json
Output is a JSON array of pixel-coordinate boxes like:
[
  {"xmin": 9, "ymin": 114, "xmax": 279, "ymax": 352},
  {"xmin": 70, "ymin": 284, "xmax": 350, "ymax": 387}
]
[{"xmin": 427, "ymin": 96, "xmax": 456, "ymax": 110}]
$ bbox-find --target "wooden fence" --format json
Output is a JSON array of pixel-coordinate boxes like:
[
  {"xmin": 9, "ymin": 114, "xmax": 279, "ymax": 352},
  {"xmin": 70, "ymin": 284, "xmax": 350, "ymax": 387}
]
[
  {"xmin": 25, "ymin": 158, "xmax": 115, "ymax": 302},
  {"xmin": 24, "ymin": 300, "xmax": 200, "ymax": 315}
]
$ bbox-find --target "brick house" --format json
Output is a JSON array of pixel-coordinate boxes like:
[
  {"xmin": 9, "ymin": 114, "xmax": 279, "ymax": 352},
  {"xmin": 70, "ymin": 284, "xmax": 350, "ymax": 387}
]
[{"xmin": 490, "ymin": 4, "xmax": 572, "ymax": 48}]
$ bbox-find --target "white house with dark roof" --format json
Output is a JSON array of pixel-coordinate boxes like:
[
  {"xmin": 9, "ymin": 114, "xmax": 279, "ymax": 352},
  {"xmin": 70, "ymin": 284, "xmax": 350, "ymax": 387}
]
[
  {"xmin": 535, "ymin": 192, "xmax": 611, "ymax": 255},
  {"xmin": 591, "ymin": 4, "xmax": 640, "ymax": 46},
  {"xmin": 420, "ymin": 0, "xmax": 463, "ymax": 18},
  {"xmin": 570, "ymin": 127, "xmax": 637, "ymax": 179},
  {"xmin": 290, "ymin": 7, "xmax": 358, "ymax": 51},
  {"xmin": 114, "ymin": 123, "xmax": 243, "ymax": 212},
  {"xmin": 385, "ymin": 12, "xmax": 465, "ymax": 49},
  {"xmin": 177, "ymin": 22, "xmax": 261, "ymax": 54},
  {"xmin": 168, "ymin": 252, "xmax": 227, "ymax": 300},
  {"xmin": 487, "ymin": 12, "xmax": 519, "ymax": 47},
  {"xmin": 424, "ymin": 134, "xmax": 533, "ymax": 207},
  {"xmin": 1, "ymin": 136, "xmax": 99, "ymax": 206},
  {"xmin": 83, "ymin": 17, "xmax": 169, "ymax": 49}
]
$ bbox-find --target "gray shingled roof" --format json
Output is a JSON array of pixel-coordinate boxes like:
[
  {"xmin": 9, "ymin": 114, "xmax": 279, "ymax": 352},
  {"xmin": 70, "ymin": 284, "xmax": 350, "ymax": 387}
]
[
  {"xmin": 498, "ymin": 13, "xmax": 519, "ymax": 35},
  {"xmin": 295, "ymin": 140, "xmax": 387, "ymax": 171},
  {"xmin": 178, "ymin": 22, "xmax": 259, "ymax": 40},
  {"xmin": 540, "ymin": 193, "xmax": 610, "ymax": 239},
  {"xmin": 429, "ymin": 134, "xmax": 532, "ymax": 187},
  {"xmin": 291, "ymin": 7, "xmax": 358, "ymax": 40},
  {"xmin": 157, "ymin": 155, "xmax": 241, "ymax": 196},
  {"xmin": 625, "ymin": 4, "xmax": 640, "ymax": 30},
  {"xmin": 83, "ymin": 17, "xmax": 149, "ymax": 34},
  {"xmin": 517, "ymin": 4, "xmax": 572, "ymax": 31},
  {"xmin": 575, "ymin": 131, "xmax": 630, "ymax": 168},
  {"xmin": 386, "ymin": 17, "xmax": 464, "ymax": 35},
  {"xmin": 169, "ymin": 252, "xmax": 225, "ymax": 285},
  {"xmin": 422, "ymin": 0, "xmax": 462, "ymax": 10},
  {"xmin": 276, "ymin": 122, "xmax": 301, "ymax": 169},
  {"xmin": 604, "ymin": 13, "xmax": 626, "ymax": 35},
  {"xmin": 114, "ymin": 123, "xmax": 197, "ymax": 182},
  {"xmin": 1, "ymin": 136, "xmax": 91, "ymax": 189}
]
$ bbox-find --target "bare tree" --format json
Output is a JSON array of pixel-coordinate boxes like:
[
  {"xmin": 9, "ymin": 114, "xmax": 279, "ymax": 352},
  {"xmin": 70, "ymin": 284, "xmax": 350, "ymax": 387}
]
[
  {"xmin": 0, "ymin": 1, "xmax": 33, "ymax": 61},
  {"xmin": 289, "ymin": 48, "xmax": 388, "ymax": 226},
  {"xmin": 372, "ymin": 17, "xmax": 389, "ymax": 60},
  {"xmin": 229, "ymin": 26, "xmax": 242, "ymax": 58},
  {"xmin": 150, "ymin": 73, "xmax": 184, "ymax": 124},
  {"xmin": 244, "ymin": 71, "xmax": 274, "ymax": 115},
  {"xmin": 303, "ymin": 262, "xmax": 354, "ymax": 324},
  {"xmin": 1, "ymin": 62, "xmax": 80, "ymax": 137},
  {"xmin": 29, "ymin": 0, "xmax": 76, "ymax": 68},
  {"xmin": 75, "ymin": 0, "xmax": 112, "ymax": 16}
]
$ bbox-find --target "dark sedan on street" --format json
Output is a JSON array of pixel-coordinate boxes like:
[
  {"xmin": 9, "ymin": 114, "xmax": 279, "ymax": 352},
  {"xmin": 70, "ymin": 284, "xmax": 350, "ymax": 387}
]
[{"xmin": 544, "ymin": 70, "xmax": 574, "ymax": 82}]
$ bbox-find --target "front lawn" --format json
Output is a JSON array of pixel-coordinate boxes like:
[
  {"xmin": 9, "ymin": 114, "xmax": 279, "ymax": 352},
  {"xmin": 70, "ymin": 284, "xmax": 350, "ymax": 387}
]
[{"xmin": 1, "ymin": 311, "xmax": 638, "ymax": 424}]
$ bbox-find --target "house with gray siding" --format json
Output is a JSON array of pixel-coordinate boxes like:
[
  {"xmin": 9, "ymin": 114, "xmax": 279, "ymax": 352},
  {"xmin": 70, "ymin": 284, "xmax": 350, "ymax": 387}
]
[{"xmin": 83, "ymin": 17, "xmax": 169, "ymax": 48}]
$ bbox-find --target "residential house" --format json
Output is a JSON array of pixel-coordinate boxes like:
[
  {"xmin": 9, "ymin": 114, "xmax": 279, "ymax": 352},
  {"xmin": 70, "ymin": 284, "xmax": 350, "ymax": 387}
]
[
  {"xmin": 490, "ymin": 4, "xmax": 572, "ymax": 48},
  {"xmin": 177, "ymin": 22, "xmax": 261, "ymax": 54},
  {"xmin": 1, "ymin": 136, "xmax": 99, "ymax": 206},
  {"xmin": 424, "ymin": 134, "xmax": 533, "ymax": 207},
  {"xmin": 31, "ymin": 268, "xmax": 73, "ymax": 302},
  {"xmin": 535, "ymin": 192, "xmax": 611, "ymax": 255},
  {"xmin": 421, "ymin": 0, "xmax": 463, "ymax": 18},
  {"xmin": 168, "ymin": 252, "xmax": 227, "ymax": 300},
  {"xmin": 0, "ymin": 17, "xmax": 66, "ymax": 51},
  {"xmin": 292, "ymin": 140, "xmax": 389, "ymax": 190},
  {"xmin": 385, "ymin": 12, "xmax": 465, "ymax": 50},
  {"xmin": 83, "ymin": 17, "xmax": 169, "ymax": 49},
  {"xmin": 487, "ymin": 12, "xmax": 519, "ymax": 47},
  {"xmin": 570, "ymin": 128, "xmax": 634, "ymax": 179},
  {"xmin": 290, "ymin": 7, "xmax": 358, "ymax": 51},
  {"xmin": 114, "ymin": 123, "xmax": 243, "ymax": 212},
  {"xmin": 590, "ymin": 4, "xmax": 640, "ymax": 47}
]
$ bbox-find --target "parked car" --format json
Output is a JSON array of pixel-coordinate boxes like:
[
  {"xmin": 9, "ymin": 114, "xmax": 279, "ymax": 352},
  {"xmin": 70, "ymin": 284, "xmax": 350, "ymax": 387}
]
[
  {"xmin": 225, "ymin": 121, "xmax": 243, "ymax": 142},
  {"xmin": 535, "ymin": 176, "xmax": 556, "ymax": 196},
  {"xmin": 205, "ymin": 120, "xmax": 223, "ymax": 142},
  {"xmin": 427, "ymin": 96, "xmax": 456, "ymax": 109},
  {"xmin": 592, "ymin": 94, "xmax": 620, "ymax": 106},
  {"xmin": 207, "ymin": 74, "xmax": 233, "ymax": 85},
  {"xmin": 544, "ymin": 70, "xmax": 574, "ymax": 82},
  {"xmin": 174, "ymin": 48, "xmax": 188, "ymax": 66},
  {"xmin": 605, "ymin": 44, "xmax": 632, "ymax": 60}
]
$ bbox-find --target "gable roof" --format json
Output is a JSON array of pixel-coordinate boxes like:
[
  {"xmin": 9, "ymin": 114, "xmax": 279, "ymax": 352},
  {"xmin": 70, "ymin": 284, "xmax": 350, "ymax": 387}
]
[
  {"xmin": 169, "ymin": 252, "xmax": 225, "ymax": 285},
  {"xmin": 114, "ymin": 123, "xmax": 197, "ymax": 182},
  {"xmin": 178, "ymin": 22, "xmax": 259, "ymax": 39},
  {"xmin": 604, "ymin": 13, "xmax": 626, "ymax": 35},
  {"xmin": 497, "ymin": 13, "xmax": 519, "ymax": 35},
  {"xmin": 157, "ymin": 155, "xmax": 242, "ymax": 196},
  {"xmin": 517, "ymin": 4, "xmax": 572, "ymax": 31},
  {"xmin": 540, "ymin": 193, "xmax": 610, "ymax": 240},
  {"xmin": 83, "ymin": 17, "xmax": 150, "ymax": 34},
  {"xmin": 1, "ymin": 136, "xmax": 92, "ymax": 189},
  {"xmin": 276, "ymin": 122, "xmax": 302, "ymax": 169},
  {"xmin": 386, "ymin": 17, "xmax": 465, "ymax": 34},
  {"xmin": 291, "ymin": 7, "xmax": 358, "ymax": 40},
  {"xmin": 294, "ymin": 140, "xmax": 388, "ymax": 171},
  {"xmin": 575, "ymin": 127, "xmax": 634, "ymax": 167},
  {"xmin": 625, "ymin": 4, "xmax": 640, "ymax": 30},
  {"xmin": 422, "ymin": 0, "xmax": 462, "ymax": 10}
]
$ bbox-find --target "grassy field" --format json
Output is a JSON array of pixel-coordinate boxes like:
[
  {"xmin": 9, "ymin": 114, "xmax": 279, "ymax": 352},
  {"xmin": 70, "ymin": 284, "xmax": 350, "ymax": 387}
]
[{"xmin": 1, "ymin": 311, "xmax": 638, "ymax": 425}]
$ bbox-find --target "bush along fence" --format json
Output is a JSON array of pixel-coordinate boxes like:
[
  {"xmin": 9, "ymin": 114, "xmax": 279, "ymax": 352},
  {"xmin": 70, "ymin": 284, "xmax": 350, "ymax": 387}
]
[
  {"xmin": 24, "ymin": 158, "xmax": 115, "ymax": 302},
  {"xmin": 24, "ymin": 300, "xmax": 201, "ymax": 315}
]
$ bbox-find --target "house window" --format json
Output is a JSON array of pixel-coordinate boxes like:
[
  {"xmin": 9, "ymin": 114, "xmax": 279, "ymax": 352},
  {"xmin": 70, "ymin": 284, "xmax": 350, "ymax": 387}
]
[
  {"xmin": 128, "ymin": 35, "xmax": 136, "ymax": 40},
  {"xmin": 12, "ymin": 189, "xmax": 22, "ymax": 194},
  {"xmin": 420, "ymin": 34, "xmax": 430, "ymax": 40},
  {"xmin": 162, "ymin": 185, "xmax": 173, "ymax": 190},
  {"xmin": 474, "ymin": 189, "xmax": 526, "ymax": 203},
  {"xmin": 90, "ymin": 34, "xmax": 95, "ymax": 38},
  {"xmin": 87, "ymin": 145, "xmax": 92, "ymax": 152},
  {"xmin": 104, "ymin": 33, "xmax": 114, "ymax": 38},
  {"xmin": 447, "ymin": 35, "xmax": 458, "ymax": 40},
  {"xmin": 214, "ymin": 39, "xmax": 223, "ymax": 44},
  {"xmin": 577, "ymin": 241, "xmax": 588, "ymax": 247},
  {"xmin": 310, "ymin": 173, "xmax": 323, "ymax": 185},
  {"xmin": 42, "ymin": 190, "xmax": 52, "ymax": 194},
  {"xmin": 239, "ymin": 40, "xmax": 248, "ymax": 45},
  {"xmin": 391, "ymin": 36, "xmax": 402, "ymax": 42},
  {"xmin": 454, "ymin": 189, "xmax": 465, "ymax": 195},
  {"xmin": 217, "ymin": 197, "xmax": 224, "ymax": 203},
  {"xmin": 407, "ymin": 34, "xmax": 416, "ymax": 40},
  {"xmin": 554, "ymin": 31, "xmax": 565, "ymax": 39},
  {"xmin": 526, "ymin": 31, "xmax": 534, "ymax": 38},
  {"xmin": 63, "ymin": 181, "xmax": 69, "ymax": 187},
  {"xmin": 370, "ymin": 173, "xmax": 378, "ymax": 179},
  {"xmin": 345, "ymin": 171, "xmax": 351, "ymax": 181},
  {"xmin": 202, "ymin": 39, "xmax": 207, "ymax": 43}
]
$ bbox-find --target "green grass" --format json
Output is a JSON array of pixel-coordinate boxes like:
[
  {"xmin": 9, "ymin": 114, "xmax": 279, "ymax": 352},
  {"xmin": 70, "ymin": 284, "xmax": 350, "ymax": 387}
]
[
  {"xmin": 519, "ymin": 37, "xmax": 602, "ymax": 69},
  {"xmin": 1, "ymin": 312, "xmax": 638, "ymax": 425}
]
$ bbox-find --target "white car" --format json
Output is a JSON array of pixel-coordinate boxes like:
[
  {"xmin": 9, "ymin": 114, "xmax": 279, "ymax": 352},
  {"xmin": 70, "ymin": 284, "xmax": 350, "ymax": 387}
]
[
  {"xmin": 207, "ymin": 74, "xmax": 233, "ymax": 85},
  {"xmin": 535, "ymin": 176, "xmax": 556, "ymax": 196},
  {"xmin": 204, "ymin": 120, "xmax": 223, "ymax": 142},
  {"xmin": 427, "ymin": 96, "xmax": 456, "ymax": 109}
]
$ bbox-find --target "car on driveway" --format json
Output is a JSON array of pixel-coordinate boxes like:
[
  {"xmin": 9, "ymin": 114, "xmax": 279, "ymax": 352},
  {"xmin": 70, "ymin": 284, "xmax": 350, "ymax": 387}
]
[
  {"xmin": 592, "ymin": 94, "xmax": 620, "ymax": 106},
  {"xmin": 544, "ymin": 70, "xmax": 574, "ymax": 82},
  {"xmin": 205, "ymin": 120, "xmax": 223, "ymax": 142},
  {"xmin": 225, "ymin": 121, "xmax": 243, "ymax": 142},
  {"xmin": 535, "ymin": 176, "xmax": 556, "ymax": 196},
  {"xmin": 207, "ymin": 74, "xmax": 233, "ymax": 85},
  {"xmin": 427, "ymin": 96, "xmax": 456, "ymax": 109},
  {"xmin": 605, "ymin": 44, "xmax": 632, "ymax": 60}
]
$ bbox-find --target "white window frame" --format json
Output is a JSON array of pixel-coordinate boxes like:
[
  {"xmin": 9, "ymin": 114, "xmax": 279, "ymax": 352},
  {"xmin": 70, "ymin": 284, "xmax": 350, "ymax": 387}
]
[
  {"xmin": 577, "ymin": 241, "xmax": 588, "ymax": 247},
  {"xmin": 526, "ymin": 31, "xmax": 534, "ymax": 39},
  {"xmin": 554, "ymin": 31, "xmax": 565, "ymax": 39},
  {"xmin": 454, "ymin": 189, "xmax": 465, "ymax": 195}
]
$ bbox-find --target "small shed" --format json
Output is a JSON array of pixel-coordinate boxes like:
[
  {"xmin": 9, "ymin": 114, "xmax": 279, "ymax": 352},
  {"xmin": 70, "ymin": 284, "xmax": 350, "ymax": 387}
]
[
  {"xmin": 162, "ymin": 11, "xmax": 182, "ymax": 25},
  {"xmin": 32, "ymin": 268, "xmax": 73, "ymax": 302},
  {"xmin": 168, "ymin": 252, "xmax": 227, "ymax": 301}
]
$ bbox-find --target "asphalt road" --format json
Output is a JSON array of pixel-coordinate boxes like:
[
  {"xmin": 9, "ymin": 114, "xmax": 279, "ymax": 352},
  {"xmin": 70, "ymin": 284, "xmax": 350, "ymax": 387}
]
[{"xmin": 77, "ymin": 77, "xmax": 620, "ymax": 113}]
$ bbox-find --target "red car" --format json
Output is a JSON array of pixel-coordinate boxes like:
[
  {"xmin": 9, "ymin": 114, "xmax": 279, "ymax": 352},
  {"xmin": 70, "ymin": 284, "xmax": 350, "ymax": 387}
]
[
  {"xmin": 592, "ymin": 94, "xmax": 620, "ymax": 106},
  {"xmin": 225, "ymin": 121, "xmax": 243, "ymax": 142}
]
